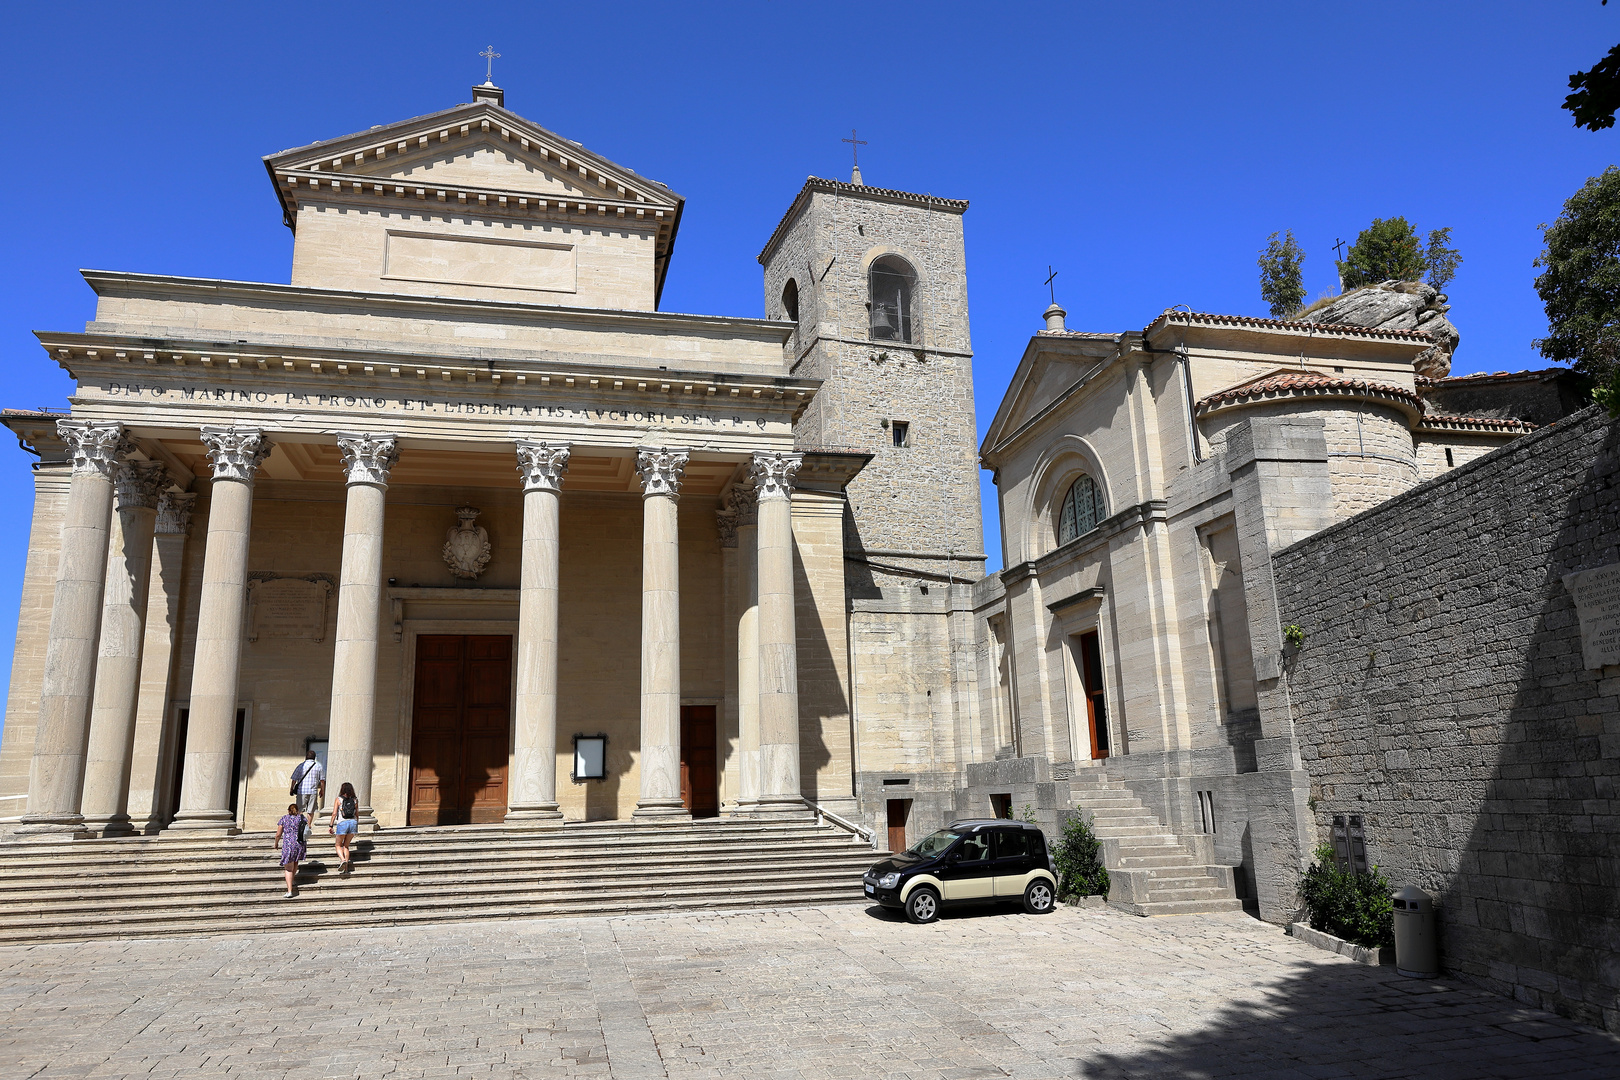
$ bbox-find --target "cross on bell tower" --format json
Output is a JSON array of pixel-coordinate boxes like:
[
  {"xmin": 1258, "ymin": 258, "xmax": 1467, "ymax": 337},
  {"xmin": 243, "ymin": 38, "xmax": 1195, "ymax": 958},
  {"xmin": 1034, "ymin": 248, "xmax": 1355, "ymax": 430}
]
[{"xmin": 842, "ymin": 129, "xmax": 867, "ymax": 186}]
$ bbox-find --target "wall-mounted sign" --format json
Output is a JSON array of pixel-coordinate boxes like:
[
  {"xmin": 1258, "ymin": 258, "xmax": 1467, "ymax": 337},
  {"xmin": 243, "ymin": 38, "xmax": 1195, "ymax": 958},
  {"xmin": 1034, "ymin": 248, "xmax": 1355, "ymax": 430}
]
[{"xmin": 572, "ymin": 734, "xmax": 607, "ymax": 782}]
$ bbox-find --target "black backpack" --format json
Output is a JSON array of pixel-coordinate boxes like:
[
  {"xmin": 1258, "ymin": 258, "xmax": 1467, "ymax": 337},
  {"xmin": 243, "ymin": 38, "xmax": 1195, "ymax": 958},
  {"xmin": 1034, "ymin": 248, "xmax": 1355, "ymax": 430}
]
[{"xmin": 341, "ymin": 794, "xmax": 357, "ymax": 820}]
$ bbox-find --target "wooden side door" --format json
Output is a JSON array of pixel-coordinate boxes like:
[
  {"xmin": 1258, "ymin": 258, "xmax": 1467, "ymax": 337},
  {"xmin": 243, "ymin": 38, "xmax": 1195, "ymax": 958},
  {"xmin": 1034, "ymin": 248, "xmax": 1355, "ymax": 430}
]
[
  {"xmin": 886, "ymin": 798, "xmax": 911, "ymax": 853},
  {"xmin": 679, "ymin": 705, "xmax": 718, "ymax": 818},
  {"xmin": 1077, "ymin": 631, "xmax": 1110, "ymax": 760},
  {"xmin": 409, "ymin": 635, "xmax": 512, "ymax": 826}
]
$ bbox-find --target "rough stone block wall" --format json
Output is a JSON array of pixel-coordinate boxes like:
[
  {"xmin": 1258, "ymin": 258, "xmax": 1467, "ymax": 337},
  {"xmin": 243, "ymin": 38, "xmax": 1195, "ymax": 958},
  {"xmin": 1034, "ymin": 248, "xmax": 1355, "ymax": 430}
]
[{"xmin": 1272, "ymin": 406, "xmax": 1620, "ymax": 1031}]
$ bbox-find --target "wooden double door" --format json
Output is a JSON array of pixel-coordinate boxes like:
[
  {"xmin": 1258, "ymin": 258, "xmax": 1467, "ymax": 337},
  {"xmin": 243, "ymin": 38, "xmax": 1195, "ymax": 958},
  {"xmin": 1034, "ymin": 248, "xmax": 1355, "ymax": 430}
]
[
  {"xmin": 680, "ymin": 705, "xmax": 718, "ymax": 818},
  {"xmin": 409, "ymin": 635, "xmax": 512, "ymax": 826}
]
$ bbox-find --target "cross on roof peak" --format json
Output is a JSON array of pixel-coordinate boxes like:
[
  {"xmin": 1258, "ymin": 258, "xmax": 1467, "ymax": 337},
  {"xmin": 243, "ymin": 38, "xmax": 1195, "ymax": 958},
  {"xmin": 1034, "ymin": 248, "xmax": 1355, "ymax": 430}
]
[{"xmin": 480, "ymin": 46, "xmax": 501, "ymax": 85}]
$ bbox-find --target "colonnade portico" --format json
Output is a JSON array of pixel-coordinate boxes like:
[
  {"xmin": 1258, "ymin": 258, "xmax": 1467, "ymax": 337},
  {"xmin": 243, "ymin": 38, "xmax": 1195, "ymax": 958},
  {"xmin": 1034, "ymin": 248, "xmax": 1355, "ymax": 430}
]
[{"xmin": 13, "ymin": 413, "xmax": 810, "ymax": 836}]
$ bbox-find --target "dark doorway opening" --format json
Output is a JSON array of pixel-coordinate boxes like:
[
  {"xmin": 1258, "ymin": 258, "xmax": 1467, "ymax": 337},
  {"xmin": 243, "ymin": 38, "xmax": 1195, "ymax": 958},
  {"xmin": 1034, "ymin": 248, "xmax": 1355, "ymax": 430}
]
[
  {"xmin": 1078, "ymin": 630, "xmax": 1110, "ymax": 760},
  {"xmin": 989, "ymin": 792, "xmax": 1013, "ymax": 819},
  {"xmin": 408, "ymin": 635, "xmax": 512, "ymax": 826},
  {"xmin": 886, "ymin": 798, "xmax": 911, "ymax": 852},
  {"xmin": 166, "ymin": 706, "xmax": 247, "ymax": 824},
  {"xmin": 680, "ymin": 705, "xmax": 718, "ymax": 818}
]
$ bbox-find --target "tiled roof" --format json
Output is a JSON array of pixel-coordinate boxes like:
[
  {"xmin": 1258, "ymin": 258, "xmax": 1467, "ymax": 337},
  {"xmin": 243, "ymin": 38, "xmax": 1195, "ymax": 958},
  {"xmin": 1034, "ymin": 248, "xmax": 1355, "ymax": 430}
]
[
  {"xmin": 1417, "ymin": 368, "xmax": 1567, "ymax": 386},
  {"xmin": 1147, "ymin": 309, "xmax": 1435, "ymax": 343},
  {"xmin": 1196, "ymin": 371, "xmax": 1424, "ymax": 415},
  {"xmin": 758, "ymin": 176, "xmax": 968, "ymax": 264},
  {"xmin": 1035, "ymin": 329, "xmax": 1122, "ymax": 339},
  {"xmin": 1416, "ymin": 413, "xmax": 1538, "ymax": 433}
]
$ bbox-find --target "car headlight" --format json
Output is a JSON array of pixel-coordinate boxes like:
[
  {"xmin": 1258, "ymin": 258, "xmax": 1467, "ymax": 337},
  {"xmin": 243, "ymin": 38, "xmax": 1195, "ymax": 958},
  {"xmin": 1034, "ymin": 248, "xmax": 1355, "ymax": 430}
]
[{"xmin": 879, "ymin": 873, "xmax": 900, "ymax": 889}]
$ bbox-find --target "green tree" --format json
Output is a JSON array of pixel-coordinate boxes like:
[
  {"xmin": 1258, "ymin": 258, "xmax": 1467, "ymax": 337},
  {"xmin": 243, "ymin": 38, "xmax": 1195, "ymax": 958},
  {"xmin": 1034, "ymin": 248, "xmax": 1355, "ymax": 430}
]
[
  {"xmin": 1052, "ymin": 811, "xmax": 1109, "ymax": 900},
  {"xmin": 1566, "ymin": 41, "xmax": 1620, "ymax": 131},
  {"xmin": 1535, "ymin": 167, "xmax": 1620, "ymax": 385},
  {"xmin": 1258, "ymin": 230, "xmax": 1307, "ymax": 319},
  {"xmin": 1423, "ymin": 227, "xmax": 1462, "ymax": 292},
  {"xmin": 1338, "ymin": 217, "xmax": 1425, "ymax": 289}
]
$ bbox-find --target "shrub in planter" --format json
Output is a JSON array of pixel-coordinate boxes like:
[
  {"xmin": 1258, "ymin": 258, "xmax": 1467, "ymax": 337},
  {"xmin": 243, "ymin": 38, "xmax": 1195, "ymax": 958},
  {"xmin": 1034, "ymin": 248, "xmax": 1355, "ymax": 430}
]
[
  {"xmin": 1053, "ymin": 811, "xmax": 1110, "ymax": 900},
  {"xmin": 1298, "ymin": 844, "xmax": 1394, "ymax": 948}
]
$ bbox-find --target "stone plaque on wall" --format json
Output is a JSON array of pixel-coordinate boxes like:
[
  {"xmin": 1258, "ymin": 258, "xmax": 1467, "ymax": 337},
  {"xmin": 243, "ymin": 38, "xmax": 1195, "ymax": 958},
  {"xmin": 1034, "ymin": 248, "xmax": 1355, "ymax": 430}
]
[
  {"xmin": 247, "ymin": 574, "xmax": 335, "ymax": 643},
  {"xmin": 1562, "ymin": 562, "xmax": 1620, "ymax": 670}
]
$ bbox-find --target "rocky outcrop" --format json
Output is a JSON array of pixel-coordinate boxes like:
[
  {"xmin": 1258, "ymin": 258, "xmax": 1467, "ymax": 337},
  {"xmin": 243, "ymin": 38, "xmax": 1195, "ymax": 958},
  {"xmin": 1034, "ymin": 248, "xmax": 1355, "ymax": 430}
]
[{"xmin": 1299, "ymin": 280, "xmax": 1458, "ymax": 378}]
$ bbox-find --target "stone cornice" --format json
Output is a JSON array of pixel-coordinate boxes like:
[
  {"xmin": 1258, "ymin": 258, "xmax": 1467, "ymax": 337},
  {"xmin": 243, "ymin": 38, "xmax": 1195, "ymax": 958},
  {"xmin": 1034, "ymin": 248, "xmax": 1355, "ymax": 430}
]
[
  {"xmin": 79, "ymin": 271, "xmax": 793, "ymax": 344},
  {"xmin": 1046, "ymin": 585, "xmax": 1107, "ymax": 615},
  {"xmin": 793, "ymin": 450, "xmax": 872, "ymax": 492},
  {"xmin": 1415, "ymin": 414, "xmax": 1537, "ymax": 435},
  {"xmin": 39, "ymin": 330, "xmax": 820, "ymax": 414}
]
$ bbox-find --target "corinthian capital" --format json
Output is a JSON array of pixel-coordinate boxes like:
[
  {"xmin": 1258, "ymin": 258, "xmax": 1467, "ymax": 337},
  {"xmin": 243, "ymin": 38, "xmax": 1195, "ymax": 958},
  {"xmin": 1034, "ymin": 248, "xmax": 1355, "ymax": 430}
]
[
  {"xmin": 113, "ymin": 461, "xmax": 170, "ymax": 511},
  {"xmin": 515, "ymin": 441, "xmax": 571, "ymax": 493},
  {"xmin": 725, "ymin": 482, "xmax": 758, "ymax": 527},
  {"xmin": 156, "ymin": 492, "xmax": 197, "ymax": 536},
  {"xmin": 635, "ymin": 447, "xmax": 689, "ymax": 498},
  {"xmin": 56, "ymin": 420, "xmax": 134, "ymax": 479},
  {"xmin": 337, "ymin": 433, "xmax": 400, "ymax": 487},
  {"xmin": 749, "ymin": 451, "xmax": 803, "ymax": 502},
  {"xmin": 199, "ymin": 427, "xmax": 272, "ymax": 483}
]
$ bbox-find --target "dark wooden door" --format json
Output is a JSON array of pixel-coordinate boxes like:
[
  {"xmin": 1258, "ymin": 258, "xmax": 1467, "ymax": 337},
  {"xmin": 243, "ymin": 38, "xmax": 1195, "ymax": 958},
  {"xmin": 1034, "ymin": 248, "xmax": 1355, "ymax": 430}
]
[
  {"xmin": 886, "ymin": 798, "xmax": 911, "ymax": 852},
  {"xmin": 1077, "ymin": 631, "xmax": 1110, "ymax": 760},
  {"xmin": 679, "ymin": 705, "xmax": 718, "ymax": 818},
  {"xmin": 409, "ymin": 635, "xmax": 512, "ymax": 826}
]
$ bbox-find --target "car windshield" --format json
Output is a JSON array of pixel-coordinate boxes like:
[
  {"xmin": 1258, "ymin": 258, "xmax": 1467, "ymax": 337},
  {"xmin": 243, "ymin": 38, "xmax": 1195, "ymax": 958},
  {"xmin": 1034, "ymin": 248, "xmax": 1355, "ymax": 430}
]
[{"xmin": 907, "ymin": 829, "xmax": 962, "ymax": 857}]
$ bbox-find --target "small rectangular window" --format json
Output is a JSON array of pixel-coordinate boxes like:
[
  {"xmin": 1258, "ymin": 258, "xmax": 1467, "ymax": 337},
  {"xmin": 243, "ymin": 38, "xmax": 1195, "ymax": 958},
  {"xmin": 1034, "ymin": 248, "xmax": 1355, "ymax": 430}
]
[
  {"xmin": 1445, "ymin": 447, "xmax": 1455, "ymax": 467},
  {"xmin": 891, "ymin": 420, "xmax": 910, "ymax": 447},
  {"xmin": 989, "ymin": 793, "xmax": 1012, "ymax": 819},
  {"xmin": 1197, "ymin": 790, "xmax": 1217, "ymax": 834}
]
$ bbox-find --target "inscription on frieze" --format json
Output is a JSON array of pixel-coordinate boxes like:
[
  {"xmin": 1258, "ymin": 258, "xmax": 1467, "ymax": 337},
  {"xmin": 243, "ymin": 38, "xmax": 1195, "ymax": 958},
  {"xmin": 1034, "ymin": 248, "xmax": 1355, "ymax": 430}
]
[
  {"xmin": 1563, "ymin": 562, "xmax": 1620, "ymax": 670},
  {"xmin": 247, "ymin": 573, "xmax": 335, "ymax": 643}
]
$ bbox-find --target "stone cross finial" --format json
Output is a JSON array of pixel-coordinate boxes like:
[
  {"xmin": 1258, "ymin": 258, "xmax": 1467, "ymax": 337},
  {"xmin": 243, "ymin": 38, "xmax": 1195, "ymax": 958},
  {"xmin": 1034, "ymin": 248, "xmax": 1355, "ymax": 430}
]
[
  {"xmin": 156, "ymin": 492, "xmax": 197, "ymax": 535},
  {"xmin": 113, "ymin": 461, "xmax": 170, "ymax": 511},
  {"xmin": 199, "ymin": 427, "xmax": 273, "ymax": 483},
  {"xmin": 56, "ymin": 420, "xmax": 134, "ymax": 478},
  {"xmin": 336, "ymin": 433, "xmax": 400, "ymax": 487},
  {"xmin": 515, "ymin": 441, "xmax": 570, "ymax": 493},
  {"xmin": 635, "ymin": 448, "xmax": 689, "ymax": 498},
  {"xmin": 749, "ymin": 452, "xmax": 803, "ymax": 502},
  {"xmin": 480, "ymin": 45, "xmax": 501, "ymax": 83}
]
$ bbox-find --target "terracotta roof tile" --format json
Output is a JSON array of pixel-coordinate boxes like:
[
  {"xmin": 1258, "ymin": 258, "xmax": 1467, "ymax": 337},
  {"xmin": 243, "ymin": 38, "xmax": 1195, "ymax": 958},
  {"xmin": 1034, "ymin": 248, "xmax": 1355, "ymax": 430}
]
[
  {"xmin": 1416, "ymin": 413, "xmax": 1538, "ymax": 433},
  {"xmin": 1196, "ymin": 371, "xmax": 1423, "ymax": 414},
  {"xmin": 1148, "ymin": 310, "xmax": 1435, "ymax": 343}
]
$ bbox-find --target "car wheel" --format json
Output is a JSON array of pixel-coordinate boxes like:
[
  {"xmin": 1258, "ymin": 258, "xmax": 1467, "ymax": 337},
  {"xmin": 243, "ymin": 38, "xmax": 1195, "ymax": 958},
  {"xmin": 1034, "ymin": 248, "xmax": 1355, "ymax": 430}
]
[
  {"xmin": 1023, "ymin": 879, "xmax": 1055, "ymax": 914},
  {"xmin": 905, "ymin": 887, "xmax": 940, "ymax": 924}
]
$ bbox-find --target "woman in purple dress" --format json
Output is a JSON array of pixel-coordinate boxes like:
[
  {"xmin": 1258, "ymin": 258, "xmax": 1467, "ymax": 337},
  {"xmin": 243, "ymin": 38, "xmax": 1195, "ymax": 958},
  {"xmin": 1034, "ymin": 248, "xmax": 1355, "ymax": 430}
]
[{"xmin": 274, "ymin": 802, "xmax": 307, "ymax": 898}]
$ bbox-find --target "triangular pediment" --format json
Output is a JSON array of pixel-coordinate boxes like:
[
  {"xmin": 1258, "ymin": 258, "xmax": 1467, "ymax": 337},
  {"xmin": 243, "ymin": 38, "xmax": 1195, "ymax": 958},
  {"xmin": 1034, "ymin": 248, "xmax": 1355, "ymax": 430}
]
[
  {"xmin": 265, "ymin": 101, "xmax": 680, "ymax": 209},
  {"xmin": 981, "ymin": 335, "xmax": 1119, "ymax": 460}
]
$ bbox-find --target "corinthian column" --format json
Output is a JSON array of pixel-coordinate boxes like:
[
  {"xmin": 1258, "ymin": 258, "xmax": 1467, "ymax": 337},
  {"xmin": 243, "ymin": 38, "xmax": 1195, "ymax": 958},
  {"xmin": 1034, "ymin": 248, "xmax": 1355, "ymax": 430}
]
[
  {"xmin": 170, "ymin": 427, "xmax": 271, "ymax": 834},
  {"xmin": 728, "ymin": 486, "xmax": 761, "ymax": 815},
  {"xmin": 18, "ymin": 421, "xmax": 134, "ymax": 836},
  {"xmin": 507, "ymin": 440, "xmax": 569, "ymax": 825},
  {"xmin": 80, "ymin": 461, "xmax": 170, "ymax": 836},
  {"xmin": 325, "ymin": 433, "xmax": 398, "ymax": 830},
  {"xmin": 633, "ymin": 447, "xmax": 690, "ymax": 820},
  {"xmin": 751, "ymin": 451, "xmax": 805, "ymax": 813}
]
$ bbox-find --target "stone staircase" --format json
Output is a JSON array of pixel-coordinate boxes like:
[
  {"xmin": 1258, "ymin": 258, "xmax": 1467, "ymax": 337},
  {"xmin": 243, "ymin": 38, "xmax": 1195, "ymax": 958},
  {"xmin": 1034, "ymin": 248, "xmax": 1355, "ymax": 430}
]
[
  {"xmin": 0, "ymin": 818, "xmax": 883, "ymax": 945},
  {"xmin": 1068, "ymin": 775, "xmax": 1243, "ymax": 916}
]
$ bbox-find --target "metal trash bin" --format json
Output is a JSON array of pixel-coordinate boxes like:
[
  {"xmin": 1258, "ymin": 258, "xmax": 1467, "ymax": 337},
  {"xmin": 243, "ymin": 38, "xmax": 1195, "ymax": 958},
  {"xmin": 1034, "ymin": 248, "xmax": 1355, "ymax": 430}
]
[{"xmin": 1392, "ymin": 885, "xmax": 1439, "ymax": 978}]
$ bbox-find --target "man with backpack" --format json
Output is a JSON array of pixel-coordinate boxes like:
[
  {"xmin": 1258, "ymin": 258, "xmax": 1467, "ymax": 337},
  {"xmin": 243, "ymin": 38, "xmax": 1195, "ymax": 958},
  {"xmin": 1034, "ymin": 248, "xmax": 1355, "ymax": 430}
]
[{"xmin": 289, "ymin": 749, "xmax": 324, "ymax": 820}]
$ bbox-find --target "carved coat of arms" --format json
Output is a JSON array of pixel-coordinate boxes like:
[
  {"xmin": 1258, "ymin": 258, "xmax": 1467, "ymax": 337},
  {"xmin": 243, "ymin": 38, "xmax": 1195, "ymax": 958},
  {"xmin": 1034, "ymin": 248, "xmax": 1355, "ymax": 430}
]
[{"xmin": 443, "ymin": 505, "xmax": 492, "ymax": 580}]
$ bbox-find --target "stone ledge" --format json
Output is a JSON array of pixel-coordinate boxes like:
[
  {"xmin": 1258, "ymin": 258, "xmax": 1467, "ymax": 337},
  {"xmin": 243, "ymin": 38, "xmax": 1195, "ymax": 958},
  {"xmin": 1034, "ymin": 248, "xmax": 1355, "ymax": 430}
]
[{"xmin": 1289, "ymin": 921, "xmax": 1395, "ymax": 966}]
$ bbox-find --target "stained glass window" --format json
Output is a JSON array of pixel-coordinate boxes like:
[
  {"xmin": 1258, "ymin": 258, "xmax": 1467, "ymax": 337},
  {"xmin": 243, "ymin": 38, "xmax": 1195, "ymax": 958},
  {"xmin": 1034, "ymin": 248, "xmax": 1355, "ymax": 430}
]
[{"xmin": 1057, "ymin": 474, "xmax": 1105, "ymax": 545}]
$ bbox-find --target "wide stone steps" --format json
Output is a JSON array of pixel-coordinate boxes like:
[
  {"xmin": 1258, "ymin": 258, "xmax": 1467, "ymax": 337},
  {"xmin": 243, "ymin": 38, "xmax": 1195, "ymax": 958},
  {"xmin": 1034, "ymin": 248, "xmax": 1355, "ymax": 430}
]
[
  {"xmin": 1069, "ymin": 779, "xmax": 1240, "ymax": 917},
  {"xmin": 0, "ymin": 819, "xmax": 882, "ymax": 945}
]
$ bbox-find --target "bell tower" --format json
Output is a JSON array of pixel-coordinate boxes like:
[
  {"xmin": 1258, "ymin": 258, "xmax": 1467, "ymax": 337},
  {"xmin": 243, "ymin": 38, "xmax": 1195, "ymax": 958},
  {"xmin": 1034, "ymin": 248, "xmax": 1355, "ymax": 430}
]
[{"xmin": 757, "ymin": 174, "xmax": 983, "ymax": 587}]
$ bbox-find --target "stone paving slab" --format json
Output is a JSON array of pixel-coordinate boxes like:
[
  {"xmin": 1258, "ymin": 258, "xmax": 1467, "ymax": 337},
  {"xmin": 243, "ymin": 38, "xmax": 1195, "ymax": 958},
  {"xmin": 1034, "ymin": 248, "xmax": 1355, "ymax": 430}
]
[{"xmin": 0, "ymin": 904, "xmax": 1615, "ymax": 1079}]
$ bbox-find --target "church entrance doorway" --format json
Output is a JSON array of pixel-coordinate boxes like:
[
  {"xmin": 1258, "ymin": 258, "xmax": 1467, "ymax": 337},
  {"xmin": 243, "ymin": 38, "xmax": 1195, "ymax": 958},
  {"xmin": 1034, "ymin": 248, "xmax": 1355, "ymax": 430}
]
[
  {"xmin": 408, "ymin": 635, "xmax": 511, "ymax": 826},
  {"xmin": 1076, "ymin": 630, "xmax": 1109, "ymax": 760},
  {"xmin": 679, "ymin": 705, "xmax": 718, "ymax": 817}
]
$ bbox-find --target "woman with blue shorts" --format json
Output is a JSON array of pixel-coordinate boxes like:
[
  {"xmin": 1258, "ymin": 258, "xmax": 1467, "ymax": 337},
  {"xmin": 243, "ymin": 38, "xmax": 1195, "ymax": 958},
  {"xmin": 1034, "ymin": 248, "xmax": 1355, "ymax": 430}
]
[{"xmin": 329, "ymin": 781, "xmax": 360, "ymax": 873}]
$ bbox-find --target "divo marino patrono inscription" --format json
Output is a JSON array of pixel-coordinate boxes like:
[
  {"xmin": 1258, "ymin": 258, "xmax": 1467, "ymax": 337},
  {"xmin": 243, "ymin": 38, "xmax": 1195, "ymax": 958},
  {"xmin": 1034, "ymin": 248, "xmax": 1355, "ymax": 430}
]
[{"xmin": 96, "ymin": 380, "xmax": 773, "ymax": 429}]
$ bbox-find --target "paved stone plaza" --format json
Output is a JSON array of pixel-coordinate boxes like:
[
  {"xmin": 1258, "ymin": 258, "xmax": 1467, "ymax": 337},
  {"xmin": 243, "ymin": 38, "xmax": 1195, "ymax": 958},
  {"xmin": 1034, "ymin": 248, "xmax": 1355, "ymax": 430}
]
[{"xmin": 2, "ymin": 904, "xmax": 1616, "ymax": 1080}]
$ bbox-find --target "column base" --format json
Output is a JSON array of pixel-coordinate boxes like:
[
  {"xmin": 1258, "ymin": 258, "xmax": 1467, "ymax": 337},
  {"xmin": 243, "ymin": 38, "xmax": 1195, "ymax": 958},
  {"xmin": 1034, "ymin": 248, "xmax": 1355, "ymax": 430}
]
[
  {"xmin": 504, "ymin": 805, "xmax": 565, "ymax": 828},
  {"xmin": 726, "ymin": 800, "xmax": 760, "ymax": 819},
  {"xmin": 14, "ymin": 815, "xmax": 93, "ymax": 840},
  {"xmin": 166, "ymin": 810, "xmax": 241, "ymax": 836},
  {"xmin": 737, "ymin": 796, "xmax": 812, "ymax": 820},
  {"xmin": 633, "ymin": 799, "xmax": 693, "ymax": 822},
  {"xmin": 80, "ymin": 814, "xmax": 137, "ymax": 838}
]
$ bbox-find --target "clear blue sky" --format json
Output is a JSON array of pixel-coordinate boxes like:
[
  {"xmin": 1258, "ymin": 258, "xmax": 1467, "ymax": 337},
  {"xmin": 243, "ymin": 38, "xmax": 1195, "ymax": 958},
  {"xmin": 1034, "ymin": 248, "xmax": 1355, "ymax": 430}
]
[{"xmin": 0, "ymin": 2, "xmax": 1615, "ymax": 703}]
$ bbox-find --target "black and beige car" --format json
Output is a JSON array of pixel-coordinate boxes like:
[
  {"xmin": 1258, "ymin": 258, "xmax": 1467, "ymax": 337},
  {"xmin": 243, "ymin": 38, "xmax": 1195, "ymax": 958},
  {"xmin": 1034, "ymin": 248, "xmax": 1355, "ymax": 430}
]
[{"xmin": 862, "ymin": 819, "xmax": 1058, "ymax": 923}]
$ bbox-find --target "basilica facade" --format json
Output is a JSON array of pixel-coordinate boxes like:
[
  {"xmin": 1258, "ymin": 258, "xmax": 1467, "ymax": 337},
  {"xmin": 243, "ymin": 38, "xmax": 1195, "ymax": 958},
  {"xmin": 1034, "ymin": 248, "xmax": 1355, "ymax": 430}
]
[{"xmin": 0, "ymin": 83, "xmax": 981, "ymax": 837}]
